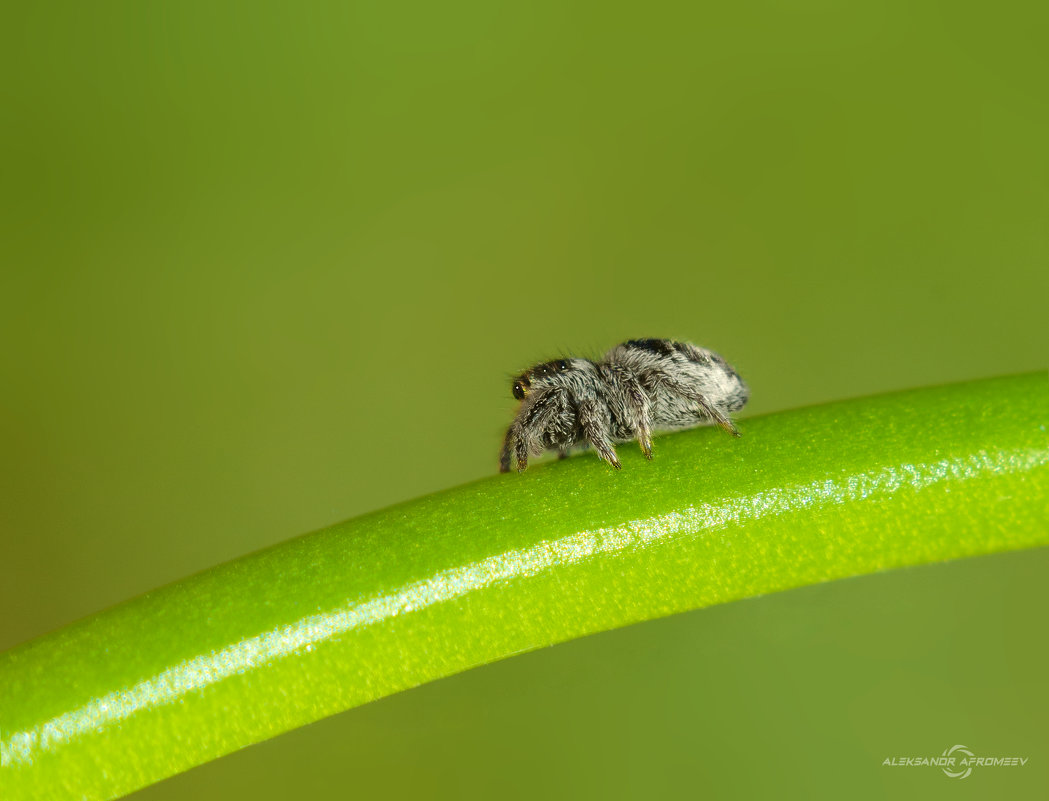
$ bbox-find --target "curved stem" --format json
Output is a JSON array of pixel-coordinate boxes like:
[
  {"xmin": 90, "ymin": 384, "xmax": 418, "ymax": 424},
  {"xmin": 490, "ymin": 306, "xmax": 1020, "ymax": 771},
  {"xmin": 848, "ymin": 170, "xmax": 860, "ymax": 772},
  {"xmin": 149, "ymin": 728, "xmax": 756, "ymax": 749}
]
[{"xmin": 2, "ymin": 373, "xmax": 1047, "ymax": 801}]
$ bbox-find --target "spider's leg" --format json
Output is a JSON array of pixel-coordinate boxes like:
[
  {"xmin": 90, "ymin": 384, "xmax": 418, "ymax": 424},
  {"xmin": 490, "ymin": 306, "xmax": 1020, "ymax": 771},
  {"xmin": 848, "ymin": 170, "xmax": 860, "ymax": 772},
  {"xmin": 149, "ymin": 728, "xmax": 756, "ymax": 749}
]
[
  {"xmin": 655, "ymin": 376, "xmax": 740, "ymax": 437},
  {"xmin": 578, "ymin": 400, "xmax": 621, "ymax": 469},
  {"xmin": 620, "ymin": 371, "xmax": 654, "ymax": 459},
  {"xmin": 500, "ymin": 419, "xmax": 534, "ymax": 473},
  {"xmin": 637, "ymin": 419, "xmax": 653, "ymax": 458},
  {"xmin": 521, "ymin": 390, "xmax": 565, "ymax": 457},
  {"xmin": 503, "ymin": 389, "xmax": 561, "ymax": 473},
  {"xmin": 602, "ymin": 363, "xmax": 652, "ymax": 460},
  {"xmin": 499, "ymin": 426, "xmax": 516, "ymax": 473},
  {"xmin": 697, "ymin": 396, "xmax": 741, "ymax": 437},
  {"xmin": 514, "ymin": 430, "xmax": 529, "ymax": 472}
]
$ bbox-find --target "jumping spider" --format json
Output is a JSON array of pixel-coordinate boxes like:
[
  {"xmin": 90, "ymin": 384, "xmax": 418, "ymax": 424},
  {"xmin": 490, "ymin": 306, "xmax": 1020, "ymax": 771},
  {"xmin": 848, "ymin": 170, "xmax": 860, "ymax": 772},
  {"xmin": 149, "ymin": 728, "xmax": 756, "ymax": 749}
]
[{"xmin": 500, "ymin": 338, "xmax": 748, "ymax": 473}]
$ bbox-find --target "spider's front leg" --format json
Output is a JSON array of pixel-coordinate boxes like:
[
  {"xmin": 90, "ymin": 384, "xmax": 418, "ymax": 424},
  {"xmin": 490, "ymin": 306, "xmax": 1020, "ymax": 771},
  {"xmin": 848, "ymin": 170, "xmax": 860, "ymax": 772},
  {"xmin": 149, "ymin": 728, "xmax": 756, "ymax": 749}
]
[
  {"xmin": 503, "ymin": 389, "xmax": 569, "ymax": 473},
  {"xmin": 499, "ymin": 426, "xmax": 517, "ymax": 473},
  {"xmin": 499, "ymin": 421, "xmax": 532, "ymax": 472}
]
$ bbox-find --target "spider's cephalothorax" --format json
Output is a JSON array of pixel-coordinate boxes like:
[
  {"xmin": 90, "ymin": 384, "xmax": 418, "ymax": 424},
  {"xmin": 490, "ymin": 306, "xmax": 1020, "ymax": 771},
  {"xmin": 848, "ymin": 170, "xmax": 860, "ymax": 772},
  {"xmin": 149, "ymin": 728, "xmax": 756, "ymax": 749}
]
[{"xmin": 499, "ymin": 339, "xmax": 748, "ymax": 473}]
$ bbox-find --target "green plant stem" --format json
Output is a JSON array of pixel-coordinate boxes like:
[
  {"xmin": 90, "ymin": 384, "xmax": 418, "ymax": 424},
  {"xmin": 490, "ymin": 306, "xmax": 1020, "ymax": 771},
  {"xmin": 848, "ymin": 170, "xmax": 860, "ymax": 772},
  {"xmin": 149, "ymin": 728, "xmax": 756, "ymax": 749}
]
[{"xmin": 2, "ymin": 373, "xmax": 1048, "ymax": 800}]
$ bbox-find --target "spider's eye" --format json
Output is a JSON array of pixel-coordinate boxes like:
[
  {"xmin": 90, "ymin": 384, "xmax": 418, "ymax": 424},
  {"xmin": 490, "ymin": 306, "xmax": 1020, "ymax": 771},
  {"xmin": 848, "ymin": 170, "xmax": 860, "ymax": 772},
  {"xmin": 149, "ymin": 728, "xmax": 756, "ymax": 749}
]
[
  {"xmin": 512, "ymin": 382, "xmax": 526, "ymax": 400},
  {"xmin": 557, "ymin": 360, "xmax": 569, "ymax": 370}
]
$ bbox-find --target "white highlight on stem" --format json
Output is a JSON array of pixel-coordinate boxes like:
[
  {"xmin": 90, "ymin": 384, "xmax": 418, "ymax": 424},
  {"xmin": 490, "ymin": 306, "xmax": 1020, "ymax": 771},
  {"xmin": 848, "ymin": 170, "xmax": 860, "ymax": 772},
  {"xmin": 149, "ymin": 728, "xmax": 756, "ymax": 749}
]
[{"xmin": 3, "ymin": 447, "xmax": 1044, "ymax": 767}]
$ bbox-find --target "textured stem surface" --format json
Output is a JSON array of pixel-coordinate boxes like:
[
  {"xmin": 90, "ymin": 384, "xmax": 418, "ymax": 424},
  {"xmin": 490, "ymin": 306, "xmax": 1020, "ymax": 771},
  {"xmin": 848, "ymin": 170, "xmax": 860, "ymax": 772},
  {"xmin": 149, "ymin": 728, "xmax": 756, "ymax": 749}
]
[{"xmin": 2, "ymin": 373, "xmax": 1047, "ymax": 800}]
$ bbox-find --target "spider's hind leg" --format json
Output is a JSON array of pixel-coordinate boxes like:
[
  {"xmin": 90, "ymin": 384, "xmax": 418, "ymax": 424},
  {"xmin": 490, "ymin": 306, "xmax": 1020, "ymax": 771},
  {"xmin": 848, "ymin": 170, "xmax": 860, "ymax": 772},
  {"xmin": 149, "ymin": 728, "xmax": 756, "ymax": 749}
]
[
  {"xmin": 698, "ymin": 397, "xmax": 741, "ymax": 437},
  {"xmin": 686, "ymin": 389, "xmax": 740, "ymax": 436},
  {"xmin": 647, "ymin": 374, "xmax": 740, "ymax": 437}
]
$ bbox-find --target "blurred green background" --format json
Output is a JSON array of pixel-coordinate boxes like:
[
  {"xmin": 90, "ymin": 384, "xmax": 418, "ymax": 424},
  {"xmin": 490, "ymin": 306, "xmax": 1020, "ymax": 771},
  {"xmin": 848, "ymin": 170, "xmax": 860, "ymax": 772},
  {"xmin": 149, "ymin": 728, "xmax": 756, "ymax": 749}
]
[{"xmin": 1, "ymin": 1, "xmax": 1046, "ymax": 798}]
